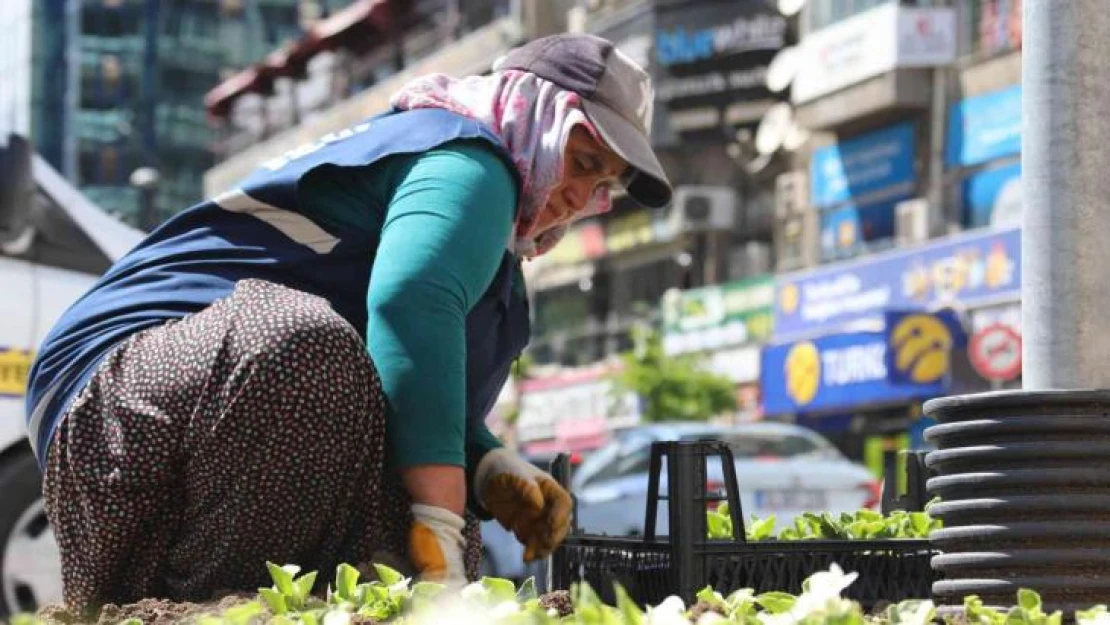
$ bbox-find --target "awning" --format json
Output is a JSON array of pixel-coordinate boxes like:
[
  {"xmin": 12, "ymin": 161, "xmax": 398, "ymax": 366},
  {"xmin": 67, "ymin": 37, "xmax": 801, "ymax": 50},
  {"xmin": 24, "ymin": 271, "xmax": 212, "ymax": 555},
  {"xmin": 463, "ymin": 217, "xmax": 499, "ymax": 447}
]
[
  {"xmin": 205, "ymin": 0, "xmax": 392, "ymax": 118},
  {"xmin": 204, "ymin": 66, "xmax": 275, "ymax": 118},
  {"xmin": 314, "ymin": 0, "xmax": 391, "ymax": 50}
]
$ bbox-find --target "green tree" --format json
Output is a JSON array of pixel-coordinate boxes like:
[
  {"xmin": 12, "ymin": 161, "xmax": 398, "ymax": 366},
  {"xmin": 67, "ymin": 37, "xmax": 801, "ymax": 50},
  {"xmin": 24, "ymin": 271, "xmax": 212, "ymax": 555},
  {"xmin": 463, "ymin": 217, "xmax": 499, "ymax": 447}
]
[
  {"xmin": 502, "ymin": 353, "xmax": 534, "ymax": 450},
  {"xmin": 611, "ymin": 325, "xmax": 738, "ymax": 423},
  {"xmin": 503, "ymin": 353, "xmax": 534, "ymax": 428}
]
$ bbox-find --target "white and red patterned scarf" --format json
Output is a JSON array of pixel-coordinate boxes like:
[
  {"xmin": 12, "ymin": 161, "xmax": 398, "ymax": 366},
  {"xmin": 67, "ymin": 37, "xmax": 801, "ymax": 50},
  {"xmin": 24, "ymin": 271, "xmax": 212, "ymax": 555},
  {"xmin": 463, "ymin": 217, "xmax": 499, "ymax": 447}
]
[{"xmin": 390, "ymin": 70, "xmax": 613, "ymax": 258}]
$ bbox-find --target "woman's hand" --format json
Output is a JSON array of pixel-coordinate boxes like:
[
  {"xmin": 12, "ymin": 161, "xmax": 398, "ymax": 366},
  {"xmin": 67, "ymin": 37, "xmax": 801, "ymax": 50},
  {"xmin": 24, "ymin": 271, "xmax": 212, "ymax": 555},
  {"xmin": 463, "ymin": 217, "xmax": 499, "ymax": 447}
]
[
  {"xmin": 401, "ymin": 465, "xmax": 467, "ymax": 585},
  {"xmin": 474, "ymin": 449, "xmax": 573, "ymax": 561},
  {"xmin": 408, "ymin": 503, "xmax": 468, "ymax": 587}
]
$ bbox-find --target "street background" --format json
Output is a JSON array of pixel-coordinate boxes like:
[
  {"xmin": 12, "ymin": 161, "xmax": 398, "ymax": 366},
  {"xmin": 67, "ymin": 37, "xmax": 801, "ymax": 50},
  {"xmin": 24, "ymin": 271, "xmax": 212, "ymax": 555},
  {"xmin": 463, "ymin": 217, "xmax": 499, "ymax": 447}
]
[{"xmin": 0, "ymin": 0, "xmax": 1024, "ymax": 610}]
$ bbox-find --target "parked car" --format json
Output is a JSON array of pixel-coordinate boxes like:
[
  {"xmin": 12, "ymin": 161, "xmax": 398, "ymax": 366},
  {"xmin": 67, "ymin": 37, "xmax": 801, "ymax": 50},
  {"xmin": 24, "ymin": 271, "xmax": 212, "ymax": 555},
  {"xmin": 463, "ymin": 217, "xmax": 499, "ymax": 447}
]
[{"xmin": 570, "ymin": 422, "xmax": 881, "ymax": 537}]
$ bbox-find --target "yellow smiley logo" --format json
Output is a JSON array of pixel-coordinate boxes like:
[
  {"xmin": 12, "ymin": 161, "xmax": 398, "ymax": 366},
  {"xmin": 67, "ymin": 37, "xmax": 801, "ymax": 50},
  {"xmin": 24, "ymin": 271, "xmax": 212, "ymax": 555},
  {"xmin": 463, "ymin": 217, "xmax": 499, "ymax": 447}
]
[
  {"xmin": 784, "ymin": 341, "xmax": 821, "ymax": 406},
  {"xmin": 779, "ymin": 283, "xmax": 800, "ymax": 316},
  {"xmin": 838, "ymin": 220, "xmax": 856, "ymax": 248},
  {"xmin": 890, "ymin": 314, "xmax": 953, "ymax": 384}
]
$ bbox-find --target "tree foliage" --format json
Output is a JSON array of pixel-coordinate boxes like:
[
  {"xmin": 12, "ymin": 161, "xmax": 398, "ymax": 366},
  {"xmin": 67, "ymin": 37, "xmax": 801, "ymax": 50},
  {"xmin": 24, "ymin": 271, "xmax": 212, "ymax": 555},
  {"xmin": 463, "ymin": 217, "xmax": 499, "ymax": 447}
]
[{"xmin": 611, "ymin": 325, "xmax": 738, "ymax": 423}]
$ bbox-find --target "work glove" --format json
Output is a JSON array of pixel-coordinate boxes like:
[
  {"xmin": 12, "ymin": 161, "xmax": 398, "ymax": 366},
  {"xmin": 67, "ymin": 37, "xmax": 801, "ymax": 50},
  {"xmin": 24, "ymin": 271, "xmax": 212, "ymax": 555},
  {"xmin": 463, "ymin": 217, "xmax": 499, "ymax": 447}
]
[
  {"xmin": 475, "ymin": 448, "xmax": 573, "ymax": 561},
  {"xmin": 408, "ymin": 503, "xmax": 468, "ymax": 588}
]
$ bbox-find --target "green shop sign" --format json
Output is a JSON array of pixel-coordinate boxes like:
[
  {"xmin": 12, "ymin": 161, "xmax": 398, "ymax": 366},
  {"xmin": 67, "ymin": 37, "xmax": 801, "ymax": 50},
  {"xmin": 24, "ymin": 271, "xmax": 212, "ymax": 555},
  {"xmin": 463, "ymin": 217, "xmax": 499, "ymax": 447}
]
[{"xmin": 661, "ymin": 276, "xmax": 775, "ymax": 355}]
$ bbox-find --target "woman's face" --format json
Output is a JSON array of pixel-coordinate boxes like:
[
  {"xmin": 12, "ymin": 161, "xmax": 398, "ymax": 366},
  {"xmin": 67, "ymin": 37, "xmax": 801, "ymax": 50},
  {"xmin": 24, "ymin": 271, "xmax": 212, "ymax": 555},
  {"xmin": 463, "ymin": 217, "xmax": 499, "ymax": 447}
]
[{"xmin": 535, "ymin": 126, "xmax": 628, "ymax": 233}]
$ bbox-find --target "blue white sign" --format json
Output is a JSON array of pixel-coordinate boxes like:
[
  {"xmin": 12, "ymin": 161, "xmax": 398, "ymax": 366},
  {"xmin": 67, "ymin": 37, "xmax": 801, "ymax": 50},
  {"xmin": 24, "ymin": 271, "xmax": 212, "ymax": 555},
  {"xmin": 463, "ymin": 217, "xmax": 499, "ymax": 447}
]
[
  {"xmin": 946, "ymin": 85, "xmax": 1021, "ymax": 167},
  {"xmin": 774, "ymin": 227, "xmax": 1021, "ymax": 339},
  {"xmin": 963, "ymin": 163, "xmax": 1021, "ymax": 228},
  {"xmin": 819, "ymin": 200, "xmax": 900, "ymax": 262},
  {"xmin": 761, "ymin": 323, "xmax": 949, "ymax": 416},
  {"xmin": 654, "ymin": 7, "xmax": 786, "ymax": 67},
  {"xmin": 810, "ymin": 122, "xmax": 917, "ymax": 208}
]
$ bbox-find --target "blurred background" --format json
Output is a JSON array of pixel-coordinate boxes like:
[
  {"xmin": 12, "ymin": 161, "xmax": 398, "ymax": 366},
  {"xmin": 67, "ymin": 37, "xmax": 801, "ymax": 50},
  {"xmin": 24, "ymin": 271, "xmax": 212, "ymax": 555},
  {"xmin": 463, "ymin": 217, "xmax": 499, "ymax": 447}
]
[{"xmin": 0, "ymin": 0, "xmax": 1022, "ymax": 614}]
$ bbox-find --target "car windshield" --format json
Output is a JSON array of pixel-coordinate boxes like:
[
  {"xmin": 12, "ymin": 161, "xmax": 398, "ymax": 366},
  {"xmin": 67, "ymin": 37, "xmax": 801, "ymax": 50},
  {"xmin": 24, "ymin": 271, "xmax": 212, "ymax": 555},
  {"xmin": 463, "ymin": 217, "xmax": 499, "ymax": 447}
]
[
  {"xmin": 571, "ymin": 439, "xmax": 632, "ymax": 490},
  {"xmin": 713, "ymin": 432, "xmax": 838, "ymax": 460},
  {"xmin": 573, "ymin": 427, "xmax": 841, "ymax": 489}
]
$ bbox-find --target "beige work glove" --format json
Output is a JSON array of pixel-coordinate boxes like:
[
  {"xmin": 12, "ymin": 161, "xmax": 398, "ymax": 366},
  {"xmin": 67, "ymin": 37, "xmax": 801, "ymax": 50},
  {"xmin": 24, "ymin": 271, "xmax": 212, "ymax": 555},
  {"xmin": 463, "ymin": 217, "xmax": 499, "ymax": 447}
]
[
  {"xmin": 408, "ymin": 503, "xmax": 468, "ymax": 588},
  {"xmin": 475, "ymin": 448, "xmax": 573, "ymax": 561}
]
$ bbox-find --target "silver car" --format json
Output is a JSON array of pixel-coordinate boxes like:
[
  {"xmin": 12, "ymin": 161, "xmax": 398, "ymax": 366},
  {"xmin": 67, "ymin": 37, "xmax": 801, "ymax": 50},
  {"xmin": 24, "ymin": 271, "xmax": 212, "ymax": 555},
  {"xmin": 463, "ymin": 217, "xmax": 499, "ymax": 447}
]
[{"xmin": 571, "ymin": 422, "xmax": 881, "ymax": 537}]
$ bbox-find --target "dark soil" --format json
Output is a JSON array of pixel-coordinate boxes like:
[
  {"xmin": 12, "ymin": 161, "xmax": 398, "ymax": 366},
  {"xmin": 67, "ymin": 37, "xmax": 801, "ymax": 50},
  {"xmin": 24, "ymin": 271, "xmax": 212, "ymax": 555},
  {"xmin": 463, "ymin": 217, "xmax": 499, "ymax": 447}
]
[
  {"xmin": 538, "ymin": 590, "xmax": 574, "ymax": 617},
  {"xmin": 688, "ymin": 600, "xmax": 726, "ymax": 622},
  {"xmin": 34, "ymin": 593, "xmax": 263, "ymax": 625},
  {"xmin": 683, "ymin": 599, "xmax": 728, "ymax": 621},
  {"xmin": 33, "ymin": 587, "xmax": 571, "ymax": 623}
]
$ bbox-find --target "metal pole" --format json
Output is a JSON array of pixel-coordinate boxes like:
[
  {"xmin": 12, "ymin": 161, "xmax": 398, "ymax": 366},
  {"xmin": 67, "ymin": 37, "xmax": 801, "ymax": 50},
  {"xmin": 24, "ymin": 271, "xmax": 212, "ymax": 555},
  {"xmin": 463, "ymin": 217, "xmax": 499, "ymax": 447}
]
[{"xmin": 1022, "ymin": 1, "xmax": 1110, "ymax": 390}]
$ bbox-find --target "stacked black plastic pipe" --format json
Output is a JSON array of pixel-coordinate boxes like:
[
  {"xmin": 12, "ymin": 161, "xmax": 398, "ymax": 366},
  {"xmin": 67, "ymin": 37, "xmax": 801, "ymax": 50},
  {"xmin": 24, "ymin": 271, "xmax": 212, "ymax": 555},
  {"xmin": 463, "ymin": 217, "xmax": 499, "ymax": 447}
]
[{"xmin": 924, "ymin": 390, "xmax": 1110, "ymax": 614}]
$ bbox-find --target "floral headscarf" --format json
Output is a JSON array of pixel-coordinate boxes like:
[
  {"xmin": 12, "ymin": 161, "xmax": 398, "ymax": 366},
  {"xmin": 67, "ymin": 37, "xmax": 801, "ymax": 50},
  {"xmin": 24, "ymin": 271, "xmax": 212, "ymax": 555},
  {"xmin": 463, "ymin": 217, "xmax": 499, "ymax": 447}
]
[{"xmin": 390, "ymin": 70, "xmax": 613, "ymax": 258}]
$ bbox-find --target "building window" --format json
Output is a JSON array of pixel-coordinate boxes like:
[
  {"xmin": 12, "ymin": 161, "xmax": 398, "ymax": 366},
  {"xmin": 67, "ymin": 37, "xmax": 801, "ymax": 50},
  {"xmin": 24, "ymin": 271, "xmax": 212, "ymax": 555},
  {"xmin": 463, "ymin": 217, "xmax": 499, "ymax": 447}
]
[
  {"xmin": 220, "ymin": 0, "xmax": 244, "ymax": 17},
  {"xmin": 80, "ymin": 54, "xmax": 137, "ymax": 109},
  {"xmin": 81, "ymin": 2, "xmax": 142, "ymax": 38},
  {"xmin": 805, "ymin": 0, "xmax": 944, "ymax": 34},
  {"xmin": 962, "ymin": 0, "xmax": 1022, "ymax": 58},
  {"xmin": 100, "ymin": 145, "xmax": 120, "ymax": 184}
]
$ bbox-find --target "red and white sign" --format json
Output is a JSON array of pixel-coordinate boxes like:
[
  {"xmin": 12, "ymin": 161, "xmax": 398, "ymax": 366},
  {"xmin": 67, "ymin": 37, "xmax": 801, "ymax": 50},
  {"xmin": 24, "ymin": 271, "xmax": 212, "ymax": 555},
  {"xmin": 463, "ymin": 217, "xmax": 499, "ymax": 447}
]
[
  {"xmin": 969, "ymin": 322, "xmax": 1022, "ymax": 381},
  {"xmin": 792, "ymin": 3, "xmax": 956, "ymax": 104},
  {"xmin": 516, "ymin": 364, "xmax": 641, "ymax": 443}
]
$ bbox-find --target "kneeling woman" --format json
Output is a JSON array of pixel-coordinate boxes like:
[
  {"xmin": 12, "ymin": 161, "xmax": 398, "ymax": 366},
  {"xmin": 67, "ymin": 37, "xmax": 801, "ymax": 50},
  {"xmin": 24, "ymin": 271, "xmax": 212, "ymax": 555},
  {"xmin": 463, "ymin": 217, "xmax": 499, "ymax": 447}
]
[{"xmin": 27, "ymin": 33, "xmax": 672, "ymax": 608}]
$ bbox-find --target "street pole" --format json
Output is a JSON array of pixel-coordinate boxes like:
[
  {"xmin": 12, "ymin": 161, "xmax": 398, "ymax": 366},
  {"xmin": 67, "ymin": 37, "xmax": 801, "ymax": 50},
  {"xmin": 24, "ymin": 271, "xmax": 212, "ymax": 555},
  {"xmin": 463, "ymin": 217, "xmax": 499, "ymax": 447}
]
[
  {"xmin": 1022, "ymin": 0, "xmax": 1110, "ymax": 390},
  {"xmin": 922, "ymin": 7, "xmax": 1110, "ymax": 610}
]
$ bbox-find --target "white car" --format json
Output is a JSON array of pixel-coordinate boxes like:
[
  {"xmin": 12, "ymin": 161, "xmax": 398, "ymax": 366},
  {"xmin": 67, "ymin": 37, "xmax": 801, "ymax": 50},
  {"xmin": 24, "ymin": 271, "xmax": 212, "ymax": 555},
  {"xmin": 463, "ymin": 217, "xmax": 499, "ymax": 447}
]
[
  {"xmin": 0, "ymin": 133, "xmax": 146, "ymax": 617},
  {"xmin": 570, "ymin": 422, "xmax": 881, "ymax": 537}
]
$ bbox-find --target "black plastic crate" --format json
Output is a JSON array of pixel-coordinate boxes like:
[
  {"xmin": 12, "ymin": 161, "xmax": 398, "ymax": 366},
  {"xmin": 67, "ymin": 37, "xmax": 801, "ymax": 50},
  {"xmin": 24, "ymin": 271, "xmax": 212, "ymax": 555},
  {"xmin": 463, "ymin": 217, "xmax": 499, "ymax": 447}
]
[
  {"xmin": 554, "ymin": 536, "xmax": 673, "ymax": 605},
  {"xmin": 550, "ymin": 441, "xmax": 937, "ymax": 608}
]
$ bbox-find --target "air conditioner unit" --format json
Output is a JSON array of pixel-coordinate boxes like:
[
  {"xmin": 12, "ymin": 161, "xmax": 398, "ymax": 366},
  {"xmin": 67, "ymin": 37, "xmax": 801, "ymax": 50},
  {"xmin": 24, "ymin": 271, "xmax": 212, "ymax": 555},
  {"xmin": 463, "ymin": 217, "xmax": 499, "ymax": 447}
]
[
  {"xmin": 774, "ymin": 210, "xmax": 819, "ymax": 272},
  {"xmin": 895, "ymin": 199, "xmax": 930, "ymax": 246},
  {"xmin": 668, "ymin": 185, "xmax": 740, "ymax": 234},
  {"xmin": 774, "ymin": 171, "xmax": 808, "ymax": 220}
]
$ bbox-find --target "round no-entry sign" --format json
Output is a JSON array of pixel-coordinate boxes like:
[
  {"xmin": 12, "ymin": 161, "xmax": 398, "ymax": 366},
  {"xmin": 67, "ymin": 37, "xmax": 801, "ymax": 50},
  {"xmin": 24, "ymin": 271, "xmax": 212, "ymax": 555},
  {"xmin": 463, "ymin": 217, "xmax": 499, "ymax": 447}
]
[{"xmin": 969, "ymin": 323, "xmax": 1022, "ymax": 382}]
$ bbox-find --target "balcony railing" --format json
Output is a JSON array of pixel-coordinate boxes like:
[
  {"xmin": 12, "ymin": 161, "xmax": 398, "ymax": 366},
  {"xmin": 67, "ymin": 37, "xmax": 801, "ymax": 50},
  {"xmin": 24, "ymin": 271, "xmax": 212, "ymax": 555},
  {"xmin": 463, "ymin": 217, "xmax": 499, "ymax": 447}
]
[
  {"xmin": 204, "ymin": 12, "xmax": 525, "ymax": 195},
  {"xmin": 209, "ymin": 0, "xmax": 514, "ymax": 162}
]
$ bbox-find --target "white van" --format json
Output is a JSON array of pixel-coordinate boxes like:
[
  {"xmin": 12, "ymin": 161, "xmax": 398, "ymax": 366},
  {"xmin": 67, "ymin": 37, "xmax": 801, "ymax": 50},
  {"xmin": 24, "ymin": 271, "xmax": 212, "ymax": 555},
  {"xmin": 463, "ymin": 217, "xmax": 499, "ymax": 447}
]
[{"xmin": 0, "ymin": 134, "xmax": 143, "ymax": 616}]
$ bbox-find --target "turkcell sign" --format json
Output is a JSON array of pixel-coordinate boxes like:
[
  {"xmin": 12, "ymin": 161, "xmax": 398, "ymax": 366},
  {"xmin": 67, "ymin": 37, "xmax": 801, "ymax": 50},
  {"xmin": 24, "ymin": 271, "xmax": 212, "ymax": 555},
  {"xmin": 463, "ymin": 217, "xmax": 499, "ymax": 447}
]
[{"xmin": 821, "ymin": 342, "xmax": 887, "ymax": 387}]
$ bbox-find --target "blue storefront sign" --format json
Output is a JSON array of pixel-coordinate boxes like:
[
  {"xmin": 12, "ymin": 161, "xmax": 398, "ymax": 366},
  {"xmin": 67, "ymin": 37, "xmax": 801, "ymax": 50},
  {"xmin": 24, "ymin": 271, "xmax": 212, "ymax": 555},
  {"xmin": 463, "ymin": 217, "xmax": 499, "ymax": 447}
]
[
  {"xmin": 819, "ymin": 200, "xmax": 900, "ymax": 262},
  {"xmin": 946, "ymin": 85, "xmax": 1021, "ymax": 167},
  {"xmin": 963, "ymin": 162, "xmax": 1021, "ymax": 228},
  {"xmin": 774, "ymin": 227, "xmax": 1021, "ymax": 339},
  {"xmin": 762, "ymin": 311, "xmax": 957, "ymax": 415},
  {"xmin": 810, "ymin": 122, "xmax": 917, "ymax": 208}
]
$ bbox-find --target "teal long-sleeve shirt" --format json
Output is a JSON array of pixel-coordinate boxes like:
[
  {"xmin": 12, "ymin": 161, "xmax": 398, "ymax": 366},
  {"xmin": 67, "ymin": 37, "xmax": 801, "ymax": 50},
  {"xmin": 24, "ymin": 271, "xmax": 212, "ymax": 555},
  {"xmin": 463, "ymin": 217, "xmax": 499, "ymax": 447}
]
[{"xmin": 298, "ymin": 139, "xmax": 516, "ymax": 472}]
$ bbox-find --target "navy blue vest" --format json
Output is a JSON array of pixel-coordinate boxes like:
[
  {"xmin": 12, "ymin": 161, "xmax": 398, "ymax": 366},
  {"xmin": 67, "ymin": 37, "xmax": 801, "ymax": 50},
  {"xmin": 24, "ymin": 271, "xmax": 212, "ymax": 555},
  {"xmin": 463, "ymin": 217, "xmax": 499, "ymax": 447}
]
[{"xmin": 27, "ymin": 109, "xmax": 531, "ymax": 466}]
